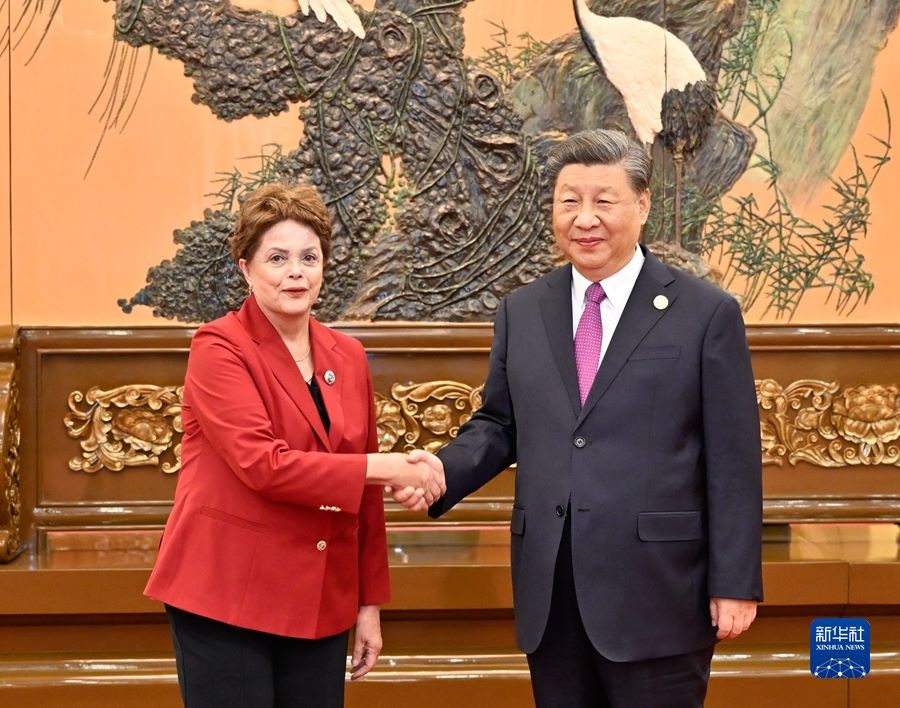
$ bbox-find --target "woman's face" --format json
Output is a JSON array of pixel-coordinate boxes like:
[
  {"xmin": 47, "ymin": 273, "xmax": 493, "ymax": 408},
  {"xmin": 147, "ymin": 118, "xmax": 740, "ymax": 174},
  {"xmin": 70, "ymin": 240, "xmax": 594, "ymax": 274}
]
[{"xmin": 239, "ymin": 219, "xmax": 324, "ymax": 325}]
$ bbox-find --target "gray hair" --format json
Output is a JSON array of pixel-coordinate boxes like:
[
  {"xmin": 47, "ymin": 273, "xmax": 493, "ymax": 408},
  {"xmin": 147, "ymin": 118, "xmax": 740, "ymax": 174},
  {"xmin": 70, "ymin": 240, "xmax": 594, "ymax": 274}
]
[{"xmin": 545, "ymin": 129, "xmax": 651, "ymax": 195}]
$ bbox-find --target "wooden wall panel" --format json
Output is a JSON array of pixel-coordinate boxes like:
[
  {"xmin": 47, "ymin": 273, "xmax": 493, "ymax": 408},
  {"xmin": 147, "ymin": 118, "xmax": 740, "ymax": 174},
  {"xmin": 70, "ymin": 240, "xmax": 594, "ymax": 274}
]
[
  {"xmin": 751, "ymin": 326, "xmax": 900, "ymax": 523},
  {"xmin": 5, "ymin": 322, "xmax": 900, "ymax": 550}
]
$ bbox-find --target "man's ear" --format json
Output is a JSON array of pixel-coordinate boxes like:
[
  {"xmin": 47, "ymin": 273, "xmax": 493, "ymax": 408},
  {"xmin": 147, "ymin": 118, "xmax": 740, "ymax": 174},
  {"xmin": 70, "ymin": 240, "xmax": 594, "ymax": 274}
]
[{"xmin": 638, "ymin": 189, "xmax": 651, "ymax": 225}]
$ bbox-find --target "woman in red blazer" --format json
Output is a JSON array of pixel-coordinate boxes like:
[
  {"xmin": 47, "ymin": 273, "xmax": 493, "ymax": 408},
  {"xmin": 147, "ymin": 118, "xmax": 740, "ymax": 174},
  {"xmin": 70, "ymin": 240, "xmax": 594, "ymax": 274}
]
[{"xmin": 145, "ymin": 183, "xmax": 443, "ymax": 708}]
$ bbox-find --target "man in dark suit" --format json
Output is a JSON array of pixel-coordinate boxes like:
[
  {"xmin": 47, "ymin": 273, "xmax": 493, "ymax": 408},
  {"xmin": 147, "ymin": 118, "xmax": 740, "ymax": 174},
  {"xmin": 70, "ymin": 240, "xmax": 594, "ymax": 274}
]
[{"xmin": 424, "ymin": 129, "xmax": 762, "ymax": 707}]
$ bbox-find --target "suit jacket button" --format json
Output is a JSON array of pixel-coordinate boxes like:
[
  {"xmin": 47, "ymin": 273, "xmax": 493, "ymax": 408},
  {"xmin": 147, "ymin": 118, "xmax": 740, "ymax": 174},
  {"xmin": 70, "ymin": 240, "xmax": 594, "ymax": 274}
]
[
  {"xmin": 574, "ymin": 436, "xmax": 586, "ymax": 448},
  {"xmin": 316, "ymin": 540, "xmax": 327, "ymax": 551},
  {"xmin": 555, "ymin": 505, "xmax": 565, "ymax": 517}
]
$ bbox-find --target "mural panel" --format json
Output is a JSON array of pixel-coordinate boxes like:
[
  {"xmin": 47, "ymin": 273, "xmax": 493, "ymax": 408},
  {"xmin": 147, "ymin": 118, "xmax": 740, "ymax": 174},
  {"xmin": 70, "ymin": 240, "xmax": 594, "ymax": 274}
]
[
  {"xmin": 5, "ymin": 0, "xmax": 900, "ymax": 325},
  {"xmin": 0, "ymin": 1, "xmax": 10, "ymax": 325}
]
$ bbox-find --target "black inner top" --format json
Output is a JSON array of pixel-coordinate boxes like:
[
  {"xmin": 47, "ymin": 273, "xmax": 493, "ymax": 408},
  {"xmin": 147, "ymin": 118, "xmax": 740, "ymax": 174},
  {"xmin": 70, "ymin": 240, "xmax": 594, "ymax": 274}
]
[{"xmin": 307, "ymin": 376, "xmax": 331, "ymax": 434}]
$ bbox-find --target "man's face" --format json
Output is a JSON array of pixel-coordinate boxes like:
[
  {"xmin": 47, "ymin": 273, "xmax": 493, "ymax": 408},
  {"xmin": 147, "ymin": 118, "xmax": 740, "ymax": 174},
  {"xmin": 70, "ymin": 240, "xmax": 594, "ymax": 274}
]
[{"xmin": 552, "ymin": 162, "xmax": 650, "ymax": 281}]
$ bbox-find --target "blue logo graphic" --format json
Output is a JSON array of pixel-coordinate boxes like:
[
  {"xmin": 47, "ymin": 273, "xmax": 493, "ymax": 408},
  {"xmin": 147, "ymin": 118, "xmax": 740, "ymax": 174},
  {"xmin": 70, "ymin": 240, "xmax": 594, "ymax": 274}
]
[{"xmin": 810, "ymin": 618, "xmax": 870, "ymax": 678}]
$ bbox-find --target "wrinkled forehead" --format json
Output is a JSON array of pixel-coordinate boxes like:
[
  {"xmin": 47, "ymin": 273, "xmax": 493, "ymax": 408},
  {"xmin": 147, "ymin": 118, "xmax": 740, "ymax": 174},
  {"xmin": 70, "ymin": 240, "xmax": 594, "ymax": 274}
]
[
  {"xmin": 553, "ymin": 162, "xmax": 636, "ymax": 196},
  {"xmin": 253, "ymin": 219, "xmax": 323, "ymax": 253}
]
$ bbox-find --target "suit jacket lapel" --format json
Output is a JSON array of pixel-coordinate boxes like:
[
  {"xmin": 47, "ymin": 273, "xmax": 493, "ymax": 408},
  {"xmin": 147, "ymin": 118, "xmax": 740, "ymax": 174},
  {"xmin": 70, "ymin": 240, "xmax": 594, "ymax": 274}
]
[
  {"xmin": 238, "ymin": 297, "xmax": 332, "ymax": 451},
  {"xmin": 308, "ymin": 319, "xmax": 346, "ymax": 451},
  {"xmin": 539, "ymin": 264, "xmax": 582, "ymax": 418},
  {"xmin": 577, "ymin": 250, "xmax": 677, "ymax": 425}
]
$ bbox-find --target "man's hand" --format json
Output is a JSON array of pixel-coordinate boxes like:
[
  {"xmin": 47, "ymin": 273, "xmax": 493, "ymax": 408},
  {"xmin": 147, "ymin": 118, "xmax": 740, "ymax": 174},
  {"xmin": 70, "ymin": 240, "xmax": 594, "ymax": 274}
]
[
  {"xmin": 406, "ymin": 450, "xmax": 444, "ymax": 484},
  {"xmin": 383, "ymin": 451, "xmax": 445, "ymax": 512},
  {"xmin": 710, "ymin": 597, "xmax": 757, "ymax": 640},
  {"xmin": 387, "ymin": 485, "xmax": 427, "ymax": 512},
  {"xmin": 366, "ymin": 451, "xmax": 445, "ymax": 511},
  {"xmin": 405, "ymin": 450, "xmax": 445, "ymax": 509}
]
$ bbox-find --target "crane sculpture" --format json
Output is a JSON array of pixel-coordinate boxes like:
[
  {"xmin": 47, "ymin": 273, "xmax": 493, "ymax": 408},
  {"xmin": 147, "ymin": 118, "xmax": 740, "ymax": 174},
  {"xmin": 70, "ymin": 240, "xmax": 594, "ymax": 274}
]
[
  {"xmin": 291, "ymin": 0, "xmax": 365, "ymax": 38},
  {"xmin": 573, "ymin": 0, "xmax": 717, "ymax": 244}
]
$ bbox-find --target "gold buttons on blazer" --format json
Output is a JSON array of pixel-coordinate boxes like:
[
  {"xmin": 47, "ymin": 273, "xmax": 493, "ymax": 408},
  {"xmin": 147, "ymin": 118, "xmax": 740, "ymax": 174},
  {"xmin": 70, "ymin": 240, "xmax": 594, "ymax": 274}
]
[
  {"xmin": 316, "ymin": 540, "xmax": 327, "ymax": 551},
  {"xmin": 318, "ymin": 505, "xmax": 342, "ymax": 512}
]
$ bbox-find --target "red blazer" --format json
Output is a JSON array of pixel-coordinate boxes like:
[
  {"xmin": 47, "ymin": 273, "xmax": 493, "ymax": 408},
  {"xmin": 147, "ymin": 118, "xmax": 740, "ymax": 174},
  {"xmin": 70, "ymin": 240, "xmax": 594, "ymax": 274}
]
[{"xmin": 145, "ymin": 296, "xmax": 390, "ymax": 639}]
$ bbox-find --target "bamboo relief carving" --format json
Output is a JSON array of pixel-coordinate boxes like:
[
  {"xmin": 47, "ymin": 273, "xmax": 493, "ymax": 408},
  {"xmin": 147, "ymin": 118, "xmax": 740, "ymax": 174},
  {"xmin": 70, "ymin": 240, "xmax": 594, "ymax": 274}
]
[
  {"xmin": 375, "ymin": 381, "xmax": 484, "ymax": 453},
  {"xmin": 1, "ymin": 362, "xmax": 22, "ymax": 561},
  {"xmin": 65, "ymin": 385, "xmax": 184, "ymax": 474},
  {"xmin": 757, "ymin": 379, "xmax": 900, "ymax": 467}
]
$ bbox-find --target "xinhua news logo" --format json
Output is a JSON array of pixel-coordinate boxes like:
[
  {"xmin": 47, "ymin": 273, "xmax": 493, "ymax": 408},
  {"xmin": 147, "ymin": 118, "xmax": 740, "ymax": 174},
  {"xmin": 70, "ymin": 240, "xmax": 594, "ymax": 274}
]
[{"xmin": 810, "ymin": 618, "xmax": 870, "ymax": 678}]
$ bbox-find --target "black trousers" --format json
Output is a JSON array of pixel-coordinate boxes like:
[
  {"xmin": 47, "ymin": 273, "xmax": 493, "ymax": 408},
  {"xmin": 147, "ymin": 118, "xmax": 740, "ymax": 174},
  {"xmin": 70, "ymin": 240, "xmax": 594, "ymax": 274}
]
[
  {"xmin": 527, "ymin": 518, "xmax": 714, "ymax": 708},
  {"xmin": 166, "ymin": 605, "xmax": 349, "ymax": 708}
]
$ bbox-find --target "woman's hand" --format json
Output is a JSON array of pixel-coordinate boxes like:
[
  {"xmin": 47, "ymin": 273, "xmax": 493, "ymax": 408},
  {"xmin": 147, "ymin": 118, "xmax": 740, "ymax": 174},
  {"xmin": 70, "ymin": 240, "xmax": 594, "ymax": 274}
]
[
  {"xmin": 350, "ymin": 605, "xmax": 382, "ymax": 680},
  {"xmin": 365, "ymin": 452, "xmax": 445, "ymax": 508}
]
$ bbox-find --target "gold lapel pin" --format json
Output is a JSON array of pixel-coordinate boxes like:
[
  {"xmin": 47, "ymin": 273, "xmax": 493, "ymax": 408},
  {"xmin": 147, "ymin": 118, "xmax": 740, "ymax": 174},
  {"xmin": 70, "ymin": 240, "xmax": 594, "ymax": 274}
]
[
  {"xmin": 653, "ymin": 295, "xmax": 669, "ymax": 310},
  {"xmin": 324, "ymin": 370, "xmax": 336, "ymax": 385}
]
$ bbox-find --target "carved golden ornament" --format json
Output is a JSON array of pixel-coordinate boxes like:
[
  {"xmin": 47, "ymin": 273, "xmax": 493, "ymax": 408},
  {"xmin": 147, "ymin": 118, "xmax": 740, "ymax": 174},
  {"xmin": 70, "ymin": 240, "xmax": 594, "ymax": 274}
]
[
  {"xmin": 375, "ymin": 380, "xmax": 484, "ymax": 453},
  {"xmin": 65, "ymin": 385, "xmax": 184, "ymax": 473},
  {"xmin": 1, "ymin": 362, "xmax": 22, "ymax": 561},
  {"xmin": 757, "ymin": 379, "xmax": 900, "ymax": 467}
]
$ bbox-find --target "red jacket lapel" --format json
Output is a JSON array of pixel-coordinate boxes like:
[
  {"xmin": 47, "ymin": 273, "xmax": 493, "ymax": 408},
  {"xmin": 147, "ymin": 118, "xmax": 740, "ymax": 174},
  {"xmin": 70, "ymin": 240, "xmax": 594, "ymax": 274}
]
[
  {"xmin": 236, "ymin": 296, "xmax": 332, "ymax": 451},
  {"xmin": 308, "ymin": 318, "xmax": 347, "ymax": 451}
]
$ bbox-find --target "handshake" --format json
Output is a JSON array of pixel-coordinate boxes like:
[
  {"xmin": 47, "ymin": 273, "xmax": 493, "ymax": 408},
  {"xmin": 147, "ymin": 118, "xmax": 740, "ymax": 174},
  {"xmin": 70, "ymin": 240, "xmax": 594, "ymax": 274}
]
[{"xmin": 365, "ymin": 450, "xmax": 445, "ymax": 513}]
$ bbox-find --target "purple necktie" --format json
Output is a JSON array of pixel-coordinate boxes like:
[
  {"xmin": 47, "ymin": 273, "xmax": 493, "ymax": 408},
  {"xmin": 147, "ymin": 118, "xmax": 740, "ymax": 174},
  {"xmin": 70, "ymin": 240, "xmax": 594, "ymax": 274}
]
[{"xmin": 575, "ymin": 282, "xmax": 606, "ymax": 405}]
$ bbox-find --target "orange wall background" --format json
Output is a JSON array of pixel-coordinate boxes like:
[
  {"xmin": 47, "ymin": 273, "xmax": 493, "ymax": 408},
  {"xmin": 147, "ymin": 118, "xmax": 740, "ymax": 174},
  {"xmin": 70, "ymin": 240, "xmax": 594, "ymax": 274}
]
[
  {"xmin": 3, "ymin": 1, "xmax": 898, "ymax": 326},
  {"xmin": 1, "ymin": 0, "xmax": 10, "ymax": 326}
]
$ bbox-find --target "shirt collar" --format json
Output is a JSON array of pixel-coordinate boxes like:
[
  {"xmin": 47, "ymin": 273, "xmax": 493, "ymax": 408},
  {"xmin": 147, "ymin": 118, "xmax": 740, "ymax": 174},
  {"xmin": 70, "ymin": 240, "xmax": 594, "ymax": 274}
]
[{"xmin": 571, "ymin": 246, "xmax": 645, "ymax": 309}]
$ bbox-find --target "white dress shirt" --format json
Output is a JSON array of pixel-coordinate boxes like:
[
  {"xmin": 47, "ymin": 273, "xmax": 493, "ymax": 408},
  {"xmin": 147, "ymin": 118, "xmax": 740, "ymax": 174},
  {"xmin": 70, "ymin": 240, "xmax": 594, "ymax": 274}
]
[{"xmin": 571, "ymin": 246, "xmax": 645, "ymax": 368}]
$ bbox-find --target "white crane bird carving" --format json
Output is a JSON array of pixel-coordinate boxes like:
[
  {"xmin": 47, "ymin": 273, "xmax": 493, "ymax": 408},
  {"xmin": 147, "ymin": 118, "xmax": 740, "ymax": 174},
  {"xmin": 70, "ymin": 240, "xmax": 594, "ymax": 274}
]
[
  {"xmin": 229, "ymin": 0, "xmax": 366, "ymax": 38},
  {"xmin": 573, "ymin": 0, "xmax": 717, "ymax": 243},
  {"xmin": 296, "ymin": 0, "xmax": 365, "ymax": 38}
]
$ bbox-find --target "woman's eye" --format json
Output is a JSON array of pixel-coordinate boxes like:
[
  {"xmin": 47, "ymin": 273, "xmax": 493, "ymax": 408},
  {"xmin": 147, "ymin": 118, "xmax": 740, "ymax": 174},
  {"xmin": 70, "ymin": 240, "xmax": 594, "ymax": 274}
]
[
  {"xmin": 269, "ymin": 254, "xmax": 286, "ymax": 263},
  {"xmin": 303, "ymin": 254, "xmax": 319, "ymax": 264}
]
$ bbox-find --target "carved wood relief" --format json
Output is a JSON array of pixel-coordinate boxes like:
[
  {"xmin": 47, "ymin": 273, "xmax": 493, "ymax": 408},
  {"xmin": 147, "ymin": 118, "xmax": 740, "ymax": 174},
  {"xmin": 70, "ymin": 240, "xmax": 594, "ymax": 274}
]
[
  {"xmin": 375, "ymin": 381, "xmax": 484, "ymax": 453},
  {"xmin": 61, "ymin": 377, "xmax": 900, "ymax": 473},
  {"xmin": 0, "ymin": 361, "xmax": 22, "ymax": 561},
  {"xmin": 64, "ymin": 385, "xmax": 184, "ymax": 474},
  {"xmin": 757, "ymin": 379, "xmax": 900, "ymax": 467},
  {"xmin": 62, "ymin": 379, "xmax": 485, "ymax": 473}
]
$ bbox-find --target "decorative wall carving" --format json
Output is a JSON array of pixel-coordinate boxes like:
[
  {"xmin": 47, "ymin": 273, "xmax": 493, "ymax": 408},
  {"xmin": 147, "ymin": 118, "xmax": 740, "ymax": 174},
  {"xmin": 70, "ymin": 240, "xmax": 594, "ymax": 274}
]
[
  {"xmin": 757, "ymin": 379, "xmax": 900, "ymax": 467},
  {"xmin": 114, "ymin": 0, "xmax": 556, "ymax": 323},
  {"xmin": 375, "ymin": 380, "xmax": 484, "ymax": 453},
  {"xmin": 0, "ymin": 362, "xmax": 22, "ymax": 561},
  {"xmin": 61, "ymin": 378, "xmax": 486, "ymax": 471},
  {"xmin": 60, "ymin": 377, "xmax": 900, "ymax": 474},
  {"xmin": 65, "ymin": 385, "xmax": 184, "ymax": 474}
]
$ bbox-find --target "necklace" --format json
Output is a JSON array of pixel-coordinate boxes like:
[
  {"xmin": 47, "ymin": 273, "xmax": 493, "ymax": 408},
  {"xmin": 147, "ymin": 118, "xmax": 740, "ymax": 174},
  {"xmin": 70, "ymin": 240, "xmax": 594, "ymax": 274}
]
[{"xmin": 293, "ymin": 346, "xmax": 312, "ymax": 362}]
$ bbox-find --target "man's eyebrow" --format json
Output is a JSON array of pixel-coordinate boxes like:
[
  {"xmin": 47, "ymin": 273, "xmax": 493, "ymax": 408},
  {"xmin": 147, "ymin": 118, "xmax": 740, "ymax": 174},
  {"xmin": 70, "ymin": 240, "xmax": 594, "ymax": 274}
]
[{"xmin": 556, "ymin": 183, "xmax": 617, "ymax": 193}]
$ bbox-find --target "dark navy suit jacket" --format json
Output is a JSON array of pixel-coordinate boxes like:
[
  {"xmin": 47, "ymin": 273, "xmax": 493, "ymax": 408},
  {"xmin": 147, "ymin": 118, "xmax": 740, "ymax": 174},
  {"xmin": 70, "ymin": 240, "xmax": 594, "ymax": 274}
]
[{"xmin": 430, "ymin": 248, "xmax": 763, "ymax": 661}]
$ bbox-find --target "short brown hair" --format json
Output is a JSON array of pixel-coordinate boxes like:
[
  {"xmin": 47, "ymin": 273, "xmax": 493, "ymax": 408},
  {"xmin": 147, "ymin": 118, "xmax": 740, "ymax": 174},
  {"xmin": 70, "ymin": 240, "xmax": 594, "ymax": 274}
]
[{"xmin": 229, "ymin": 183, "xmax": 333, "ymax": 265}]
